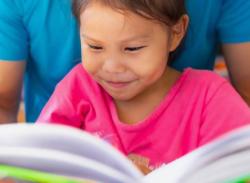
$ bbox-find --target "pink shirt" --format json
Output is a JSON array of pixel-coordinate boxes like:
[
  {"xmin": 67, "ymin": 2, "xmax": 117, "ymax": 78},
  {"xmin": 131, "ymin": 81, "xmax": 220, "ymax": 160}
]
[{"xmin": 37, "ymin": 64, "xmax": 250, "ymax": 171}]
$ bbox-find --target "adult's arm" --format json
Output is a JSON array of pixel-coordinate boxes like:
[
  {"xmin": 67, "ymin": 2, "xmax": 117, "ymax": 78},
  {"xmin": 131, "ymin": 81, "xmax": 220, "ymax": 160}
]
[
  {"xmin": 217, "ymin": 0, "xmax": 250, "ymax": 106},
  {"xmin": 0, "ymin": 61, "xmax": 26, "ymax": 123},
  {"xmin": 0, "ymin": 1, "xmax": 29, "ymax": 123},
  {"xmin": 222, "ymin": 42, "xmax": 250, "ymax": 106}
]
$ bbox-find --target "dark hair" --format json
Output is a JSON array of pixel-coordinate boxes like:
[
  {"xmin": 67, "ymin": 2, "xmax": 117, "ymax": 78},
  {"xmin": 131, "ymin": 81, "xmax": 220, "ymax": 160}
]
[{"xmin": 72, "ymin": 0, "xmax": 186, "ymax": 26}]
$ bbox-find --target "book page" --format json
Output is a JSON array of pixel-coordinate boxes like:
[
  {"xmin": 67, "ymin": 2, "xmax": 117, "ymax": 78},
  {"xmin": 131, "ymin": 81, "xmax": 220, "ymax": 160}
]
[
  {"xmin": 0, "ymin": 124, "xmax": 144, "ymax": 183},
  {"xmin": 144, "ymin": 125, "xmax": 250, "ymax": 183},
  {"xmin": 0, "ymin": 147, "xmax": 137, "ymax": 183}
]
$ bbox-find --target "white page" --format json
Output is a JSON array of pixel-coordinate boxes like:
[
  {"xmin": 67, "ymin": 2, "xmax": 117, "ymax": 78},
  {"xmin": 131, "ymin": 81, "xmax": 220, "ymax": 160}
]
[
  {"xmin": 0, "ymin": 147, "xmax": 142, "ymax": 183},
  {"xmin": 144, "ymin": 125, "xmax": 250, "ymax": 183},
  {"xmin": 186, "ymin": 148, "xmax": 250, "ymax": 183},
  {"xmin": 0, "ymin": 123, "xmax": 143, "ymax": 179}
]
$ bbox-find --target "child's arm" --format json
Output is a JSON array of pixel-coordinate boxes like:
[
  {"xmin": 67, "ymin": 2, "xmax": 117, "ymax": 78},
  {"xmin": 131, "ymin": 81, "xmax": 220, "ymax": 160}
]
[
  {"xmin": 36, "ymin": 81, "xmax": 84, "ymax": 128},
  {"xmin": 36, "ymin": 65, "xmax": 90, "ymax": 128}
]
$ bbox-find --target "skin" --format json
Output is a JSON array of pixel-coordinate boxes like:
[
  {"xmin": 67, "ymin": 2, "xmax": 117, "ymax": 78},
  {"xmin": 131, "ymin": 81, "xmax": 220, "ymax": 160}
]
[
  {"xmin": 222, "ymin": 43, "xmax": 250, "ymax": 106},
  {"xmin": 0, "ymin": 61, "xmax": 25, "ymax": 123},
  {"xmin": 79, "ymin": 2, "xmax": 188, "ymax": 125}
]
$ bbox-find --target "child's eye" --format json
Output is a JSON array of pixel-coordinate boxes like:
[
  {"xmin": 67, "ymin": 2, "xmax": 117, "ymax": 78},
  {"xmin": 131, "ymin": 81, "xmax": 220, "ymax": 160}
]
[
  {"xmin": 88, "ymin": 44, "xmax": 103, "ymax": 50},
  {"xmin": 125, "ymin": 46, "xmax": 146, "ymax": 52}
]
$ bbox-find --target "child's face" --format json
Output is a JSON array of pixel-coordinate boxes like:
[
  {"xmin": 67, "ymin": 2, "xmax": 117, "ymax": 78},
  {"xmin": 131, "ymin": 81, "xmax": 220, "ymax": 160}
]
[{"xmin": 80, "ymin": 2, "xmax": 183, "ymax": 101}]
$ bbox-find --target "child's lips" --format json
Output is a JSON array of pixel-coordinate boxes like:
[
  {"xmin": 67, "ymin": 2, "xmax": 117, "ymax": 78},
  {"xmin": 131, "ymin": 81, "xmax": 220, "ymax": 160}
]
[{"xmin": 105, "ymin": 80, "xmax": 135, "ymax": 88}]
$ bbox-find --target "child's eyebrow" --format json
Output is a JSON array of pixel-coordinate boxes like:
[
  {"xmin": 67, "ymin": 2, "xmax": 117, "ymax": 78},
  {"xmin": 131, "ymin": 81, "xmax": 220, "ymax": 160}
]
[
  {"xmin": 81, "ymin": 33, "xmax": 151, "ymax": 43},
  {"xmin": 81, "ymin": 34, "xmax": 100, "ymax": 42},
  {"xmin": 120, "ymin": 34, "xmax": 152, "ymax": 43}
]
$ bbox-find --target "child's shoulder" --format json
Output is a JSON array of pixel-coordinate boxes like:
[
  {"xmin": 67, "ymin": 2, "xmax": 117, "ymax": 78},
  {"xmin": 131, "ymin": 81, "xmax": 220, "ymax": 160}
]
[
  {"xmin": 58, "ymin": 63, "xmax": 100, "ymax": 91},
  {"xmin": 177, "ymin": 68, "xmax": 229, "ymax": 98},
  {"xmin": 63, "ymin": 63, "xmax": 93, "ymax": 82},
  {"xmin": 183, "ymin": 67, "xmax": 228, "ymax": 86}
]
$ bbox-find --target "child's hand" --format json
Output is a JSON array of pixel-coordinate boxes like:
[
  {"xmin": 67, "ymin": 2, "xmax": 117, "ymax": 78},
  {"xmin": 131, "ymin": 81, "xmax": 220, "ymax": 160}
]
[
  {"xmin": 133, "ymin": 162, "xmax": 152, "ymax": 175},
  {"xmin": 127, "ymin": 154, "xmax": 153, "ymax": 175}
]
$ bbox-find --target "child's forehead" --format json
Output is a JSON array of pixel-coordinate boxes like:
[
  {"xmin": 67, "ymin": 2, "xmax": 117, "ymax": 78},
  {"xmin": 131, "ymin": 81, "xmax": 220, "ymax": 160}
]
[
  {"xmin": 80, "ymin": 1, "xmax": 154, "ymax": 23},
  {"xmin": 79, "ymin": 1, "xmax": 169, "ymax": 43},
  {"xmin": 80, "ymin": 9, "xmax": 159, "ymax": 40},
  {"xmin": 81, "ymin": 1, "xmax": 134, "ymax": 18},
  {"xmin": 80, "ymin": 2, "xmax": 163, "ymax": 30}
]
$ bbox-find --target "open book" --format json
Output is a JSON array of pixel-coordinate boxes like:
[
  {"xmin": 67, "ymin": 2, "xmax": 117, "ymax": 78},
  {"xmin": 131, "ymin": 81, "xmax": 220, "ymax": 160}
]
[{"xmin": 0, "ymin": 123, "xmax": 250, "ymax": 183}]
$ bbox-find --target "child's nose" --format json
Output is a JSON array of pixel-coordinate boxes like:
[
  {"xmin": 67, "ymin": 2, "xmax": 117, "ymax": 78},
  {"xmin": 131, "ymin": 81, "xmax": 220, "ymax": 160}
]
[{"xmin": 102, "ymin": 55, "xmax": 126, "ymax": 73}]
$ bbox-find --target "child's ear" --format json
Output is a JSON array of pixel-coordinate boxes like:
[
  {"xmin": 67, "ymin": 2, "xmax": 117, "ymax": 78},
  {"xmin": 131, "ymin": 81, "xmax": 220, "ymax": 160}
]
[{"xmin": 169, "ymin": 15, "xmax": 189, "ymax": 52}]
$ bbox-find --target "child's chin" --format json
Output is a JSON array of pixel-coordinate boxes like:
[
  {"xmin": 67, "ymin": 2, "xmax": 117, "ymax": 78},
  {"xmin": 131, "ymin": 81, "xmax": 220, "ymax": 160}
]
[{"xmin": 110, "ymin": 93, "xmax": 135, "ymax": 101}]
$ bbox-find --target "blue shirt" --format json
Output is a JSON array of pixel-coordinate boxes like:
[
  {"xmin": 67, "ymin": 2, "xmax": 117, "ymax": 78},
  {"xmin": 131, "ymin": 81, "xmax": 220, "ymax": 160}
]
[
  {"xmin": 0, "ymin": 0, "xmax": 250, "ymax": 122},
  {"xmin": 0, "ymin": 0, "xmax": 81, "ymax": 122},
  {"xmin": 172, "ymin": 0, "xmax": 250, "ymax": 70}
]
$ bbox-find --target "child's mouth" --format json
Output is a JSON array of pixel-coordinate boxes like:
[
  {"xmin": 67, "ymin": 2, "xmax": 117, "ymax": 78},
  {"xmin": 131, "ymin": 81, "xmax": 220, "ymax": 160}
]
[{"xmin": 105, "ymin": 80, "xmax": 135, "ymax": 89}]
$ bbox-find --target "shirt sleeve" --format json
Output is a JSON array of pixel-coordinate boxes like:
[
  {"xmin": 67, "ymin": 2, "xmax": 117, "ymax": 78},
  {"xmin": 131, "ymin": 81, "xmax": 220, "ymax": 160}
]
[
  {"xmin": 0, "ymin": 0, "xmax": 28, "ymax": 60},
  {"xmin": 217, "ymin": 0, "xmax": 250, "ymax": 43},
  {"xmin": 36, "ymin": 65, "xmax": 91, "ymax": 128},
  {"xmin": 199, "ymin": 81, "xmax": 250, "ymax": 146}
]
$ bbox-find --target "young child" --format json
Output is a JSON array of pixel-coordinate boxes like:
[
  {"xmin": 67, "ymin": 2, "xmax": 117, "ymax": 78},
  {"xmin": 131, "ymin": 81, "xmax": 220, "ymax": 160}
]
[{"xmin": 37, "ymin": 0, "xmax": 250, "ymax": 174}]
